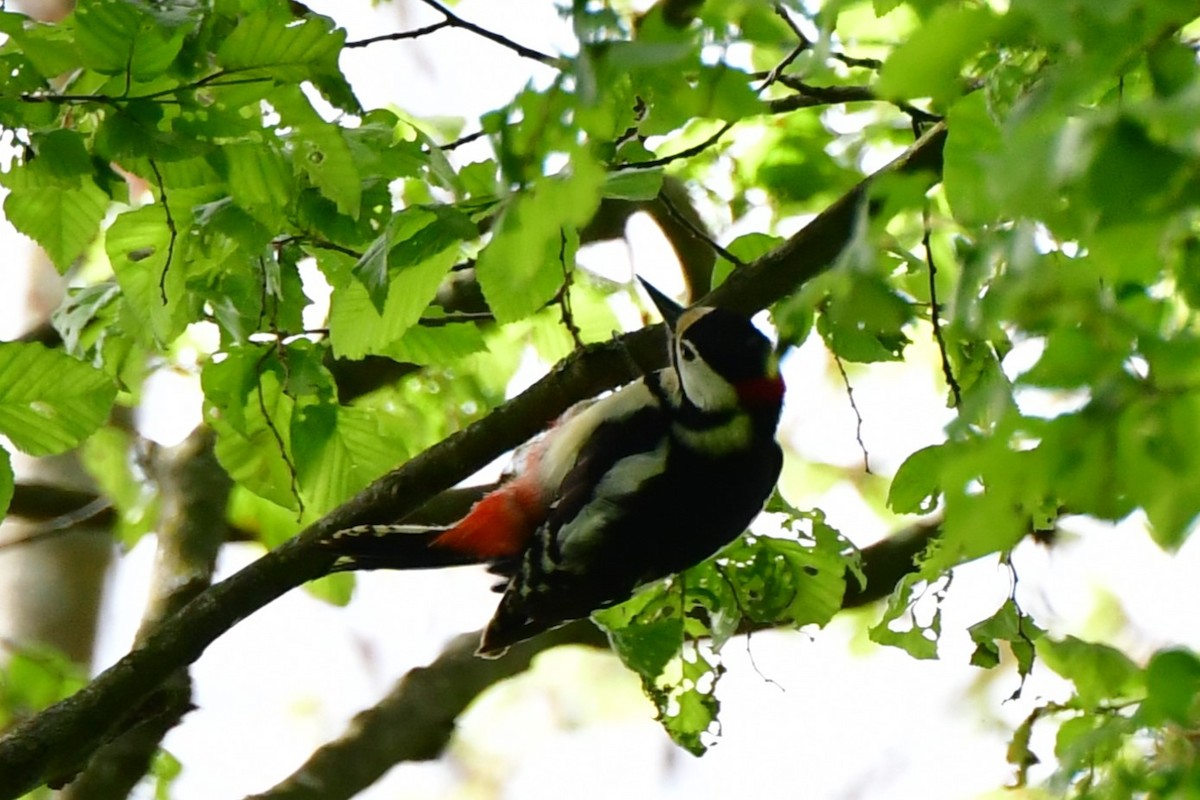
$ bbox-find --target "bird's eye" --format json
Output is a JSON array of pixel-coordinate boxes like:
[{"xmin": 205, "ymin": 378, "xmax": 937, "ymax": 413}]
[{"xmin": 680, "ymin": 341, "xmax": 697, "ymax": 362}]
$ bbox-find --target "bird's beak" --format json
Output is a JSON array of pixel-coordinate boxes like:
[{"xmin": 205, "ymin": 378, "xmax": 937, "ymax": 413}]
[{"xmin": 638, "ymin": 277, "xmax": 685, "ymax": 330}]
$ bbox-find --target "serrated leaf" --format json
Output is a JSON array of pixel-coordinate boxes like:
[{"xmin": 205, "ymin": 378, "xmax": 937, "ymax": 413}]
[
  {"xmin": 4, "ymin": 178, "xmax": 109, "ymax": 272},
  {"xmin": 273, "ymin": 86, "xmax": 361, "ymax": 217},
  {"xmin": 224, "ymin": 141, "xmax": 291, "ymax": 222},
  {"xmin": 381, "ymin": 323, "xmax": 487, "ymax": 365},
  {"xmin": 73, "ymin": 0, "xmax": 192, "ymax": 79},
  {"xmin": 0, "ymin": 342, "xmax": 116, "ymax": 456},
  {"xmin": 476, "ymin": 156, "xmax": 605, "ymax": 322},
  {"xmin": 331, "ymin": 241, "xmax": 461, "ymax": 359},
  {"xmin": 292, "ymin": 404, "xmax": 405, "ymax": 515},
  {"xmin": 216, "ymin": 13, "xmax": 342, "ymax": 72},
  {"xmin": 204, "ymin": 353, "xmax": 300, "ymax": 511},
  {"xmin": 888, "ymin": 443, "xmax": 947, "ymax": 514}
]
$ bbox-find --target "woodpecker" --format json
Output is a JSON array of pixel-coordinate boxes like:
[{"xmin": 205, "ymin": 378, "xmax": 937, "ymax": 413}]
[{"xmin": 327, "ymin": 280, "xmax": 785, "ymax": 656}]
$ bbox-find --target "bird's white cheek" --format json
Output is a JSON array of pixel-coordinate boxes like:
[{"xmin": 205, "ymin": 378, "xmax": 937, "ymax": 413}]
[{"xmin": 678, "ymin": 358, "xmax": 738, "ymax": 411}]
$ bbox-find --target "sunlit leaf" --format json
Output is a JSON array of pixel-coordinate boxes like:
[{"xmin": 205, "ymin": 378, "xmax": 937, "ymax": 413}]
[{"xmin": 0, "ymin": 342, "xmax": 116, "ymax": 456}]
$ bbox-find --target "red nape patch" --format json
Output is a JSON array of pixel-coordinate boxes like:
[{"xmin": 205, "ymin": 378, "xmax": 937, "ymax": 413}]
[
  {"xmin": 430, "ymin": 481, "xmax": 545, "ymax": 560},
  {"xmin": 736, "ymin": 375, "xmax": 785, "ymax": 409}
]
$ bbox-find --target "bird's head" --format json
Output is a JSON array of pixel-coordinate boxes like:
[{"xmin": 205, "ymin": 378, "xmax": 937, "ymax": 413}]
[{"xmin": 640, "ymin": 278, "xmax": 785, "ymax": 415}]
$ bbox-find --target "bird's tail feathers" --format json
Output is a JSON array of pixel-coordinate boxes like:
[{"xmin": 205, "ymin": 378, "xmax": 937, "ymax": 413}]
[{"xmin": 325, "ymin": 524, "xmax": 484, "ymax": 572}]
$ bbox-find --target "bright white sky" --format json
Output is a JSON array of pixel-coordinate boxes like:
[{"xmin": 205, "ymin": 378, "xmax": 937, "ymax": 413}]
[{"xmin": 4, "ymin": 2, "xmax": 1200, "ymax": 799}]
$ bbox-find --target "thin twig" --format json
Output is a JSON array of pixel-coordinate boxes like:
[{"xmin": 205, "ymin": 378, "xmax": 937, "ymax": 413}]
[
  {"xmin": 833, "ymin": 52, "xmax": 883, "ymax": 70},
  {"xmin": 147, "ymin": 159, "xmax": 177, "ymax": 305},
  {"xmin": 656, "ymin": 189, "xmax": 745, "ymax": 268},
  {"xmin": 255, "ymin": 350, "xmax": 304, "ymax": 515},
  {"xmin": 621, "ymin": 121, "xmax": 734, "ymax": 170},
  {"xmin": 416, "ymin": 312, "xmax": 495, "ymax": 327},
  {"xmin": 769, "ymin": 77, "xmax": 942, "ymax": 122},
  {"xmin": 922, "ymin": 205, "xmax": 962, "ymax": 408},
  {"xmin": 439, "ymin": 129, "xmax": 487, "ymax": 151},
  {"xmin": 832, "ymin": 353, "xmax": 871, "ymax": 474},
  {"xmin": 345, "ymin": 21, "xmax": 451, "ymax": 48},
  {"xmin": 556, "ymin": 230, "xmax": 584, "ymax": 349},
  {"xmin": 758, "ymin": 43, "xmax": 807, "ymax": 91},
  {"xmin": 414, "ymin": 0, "xmax": 559, "ymax": 66}
]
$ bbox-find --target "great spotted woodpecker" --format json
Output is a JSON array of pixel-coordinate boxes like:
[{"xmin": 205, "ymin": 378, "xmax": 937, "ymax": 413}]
[{"xmin": 327, "ymin": 280, "xmax": 785, "ymax": 656}]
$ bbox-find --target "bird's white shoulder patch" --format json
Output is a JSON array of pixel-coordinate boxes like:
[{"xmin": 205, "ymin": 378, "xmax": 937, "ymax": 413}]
[{"xmin": 534, "ymin": 380, "xmax": 659, "ymax": 497}]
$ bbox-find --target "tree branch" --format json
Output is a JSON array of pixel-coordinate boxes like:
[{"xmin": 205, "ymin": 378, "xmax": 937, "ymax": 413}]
[
  {"xmin": 246, "ymin": 518, "xmax": 940, "ymax": 800},
  {"xmin": 0, "ymin": 122, "xmax": 946, "ymax": 799},
  {"xmin": 410, "ymin": 0, "xmax": 559, "ymax": 66},
  {"xmin": 60, "ymin": 428, "xmax": 229, "ymax": 800}
]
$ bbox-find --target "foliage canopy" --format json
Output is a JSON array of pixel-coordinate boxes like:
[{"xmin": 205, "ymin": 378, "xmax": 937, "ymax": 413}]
[{"xmin": 0, "ymin": 0, "xmax": 1199, "ymax": 796}]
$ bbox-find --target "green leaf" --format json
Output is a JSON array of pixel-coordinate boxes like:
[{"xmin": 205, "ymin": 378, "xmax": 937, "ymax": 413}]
[
  {"xmin": 273, "ymin": 86, "xmax": 361, "ymax": 217},
  {"xmin": 1141, "ymin": 648, "xmax": 1200, "ymax": 726},
  {"xmin": 601, "ymin": 168, "xmax": 664, "ymax": 201},
  {"xmin": 0, "ymin": 13, "xmax": 81, "ymax": 78},
  {"xmin": 292, "ymin": 404, "xmax": 406, "ymax": 515},
  {"xmin": 888, "ymin": 443, "xmax": 947, "ymax": 514},
  {"xmin": 216, "ymin": 13, "xmax": 342, "ymax": 72},
  {"xmin": 869, "ymin": 573, "xmax": 942, "ymax": 660},
  {"xmin": 4, "ymin": 178, "xmax": 109, "ymax": 273},
  {"xmin": 52, "ymin": 283, "xmax": 121, "ymax": 361},
  {"xmin": 876, "ymin": 5, "xmax": 998, "ymax": 104},
  {"xmin": 1007, "ymin": 708, "xmax": 1041, "ymax": 787},
  {"xmin": 0, "ymin": 342, "xmax": 116, "ymax": 456},
  {"xmin": 349, "ymin": 206, "xmax": 438, "ymax": 312},
  {"xmin": 381, "ymin": 323, "xmax": 488, "ymax": 365},
  {"xmin": 150, "ymin": 749, "xmax": 182, "ymax": 800},
  {"xmin": 967, "ymin": 600, "xmax": 1044, "ymax": 694},
  {"xmin": 0, "ymin": 642, "xmax": 87, "ymax": 726},
  {"xmin": 331, "ymin": 210, "xmax": 469, "ymax": 358},
  {"xmin": 106, "ymin": 205, "xmax": 193, "ymax": 344},
  {"xmin": 476, "ymin": 156, "xmax": 605, "ymax": 322},
  {"xmin": 817, "ymin": 277, "xmax": 913, "ymax": 363},
  {"xmin": 1038, "ymin": 636, "xmax": 1143, "ymax": 709},
  {"xmin": 73, "ymin": 0, "xmax": 193, "ymax": 79},
  {"xmin": 223, "ymin": 141, "xmax": 292, "ymax": 222},
  {"xmin": 661, "ymin": 650, "xmax": 723, "ymax": 756},
  {"xmin": 596, "ymin": 598, "xmax": 685, "ymax": 680},
  {"xmin": 203, "ymin": 350, "xmax": 300, "ymax": 511},
  {"xmin": 944, "ymin": 92, "xmax": 1005, "ymax": 224},
  {"xmin": 305, "ymin": 573, "xmax": 355, "ymax": 607}
]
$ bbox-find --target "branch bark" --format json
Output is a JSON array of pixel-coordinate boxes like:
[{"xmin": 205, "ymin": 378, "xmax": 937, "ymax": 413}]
[
  {"xmin": 59, "ymin": 428, "xmax": 229, "ymax": 800},
  {"xmin": 0, "ymin": 122, "xmax": 946, "ymax": 798},
  {"xmin": 245, "ymin": 518, "xmax": 939, "ymax": 800}
]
